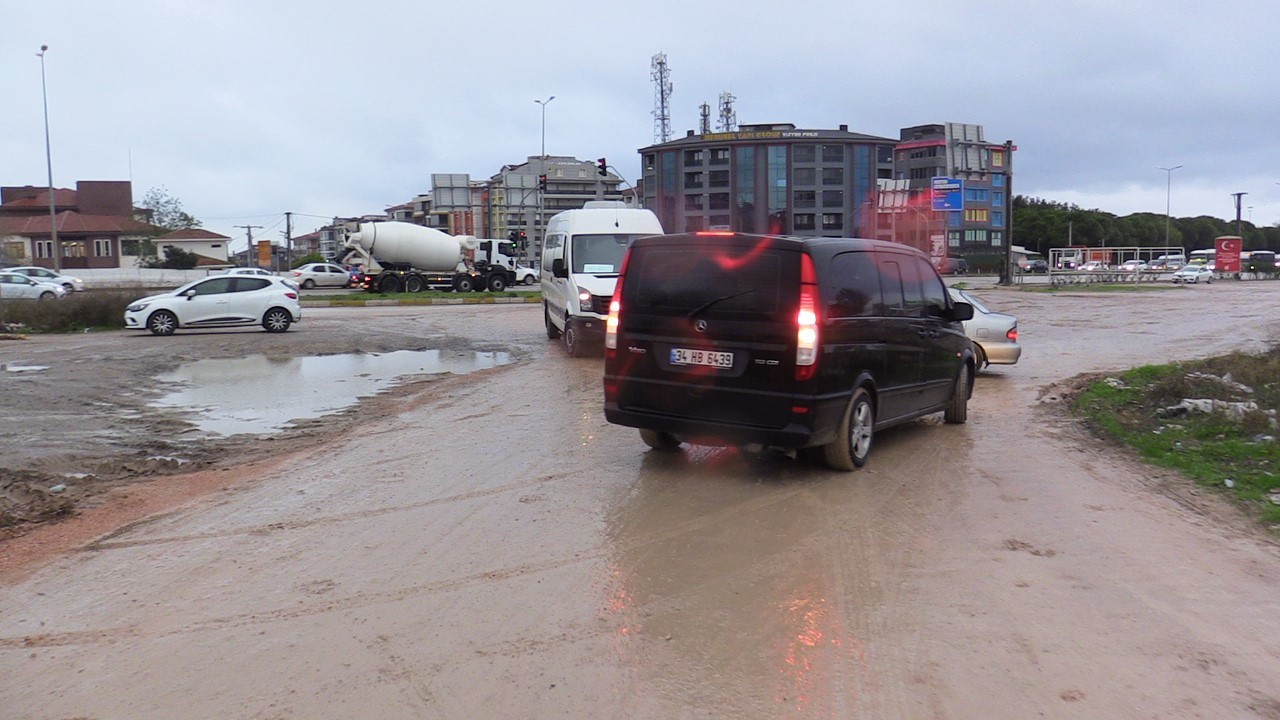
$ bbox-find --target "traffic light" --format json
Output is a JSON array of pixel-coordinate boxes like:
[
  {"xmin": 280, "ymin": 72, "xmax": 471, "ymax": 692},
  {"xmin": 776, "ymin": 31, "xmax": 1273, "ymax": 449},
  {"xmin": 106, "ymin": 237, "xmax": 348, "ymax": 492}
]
[
  {"xmin": 597, "ymin": 158, "xmax": 608, "ymax": 177},
  {"xmin": 518, "ymin": 231, "xmax": 527, "ymax": 250},
  {"xmin": 537, "ymin": 174, "xmax": 547, "ymax": 191},
  {"xmin": 508, "ymin": 230, "xmax": 518, "ymax": 244}
]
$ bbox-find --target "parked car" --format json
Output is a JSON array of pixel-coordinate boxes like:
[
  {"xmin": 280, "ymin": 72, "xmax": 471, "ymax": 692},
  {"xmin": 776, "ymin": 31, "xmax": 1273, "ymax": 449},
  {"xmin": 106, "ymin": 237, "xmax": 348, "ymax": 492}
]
[
  {"xmin": 514, "ymin": 264, "xmax": 538, "ymax": 285},
  {"xmin": 1118, "ymin": 260, "xmax": 1148, "ymax": 272},
  {"xmin": 1171, "ymin": 265, "xmax": 1214, "ymax": 284},
  {"xmin": 6, "ymin": 266, "xmax": 85, "ymax": 292},
  {"xmin": 602, "ymin": 232, "xmax": 976, "ymax": 470},
  {"xmin": 933, "ymin": 256, "xmax": 968, "ymax": 275},
  {"xmin": 222, "ymin": 267, "xmax": 275, "ymax": 277},
  {"xmin": 290, "ymin": 262, "xmax": 352, "ymax": 289},
  {"xmin": 1079, "ymin": 260, "xmax": 1109, "ymax": 272},
  {"xmin": 124, "ymin": 275, "xmax": 301, "ymax": 336},
  {"xmin": 0, "ymin": 271, "xmax": 68, "ymax": 300},
  {"xmin": 1023, "ymin": 258, "xmax": 1049, "ymax": 273},
  {"xmin": 948, "ymin": 288, "xmax": 1020, "ymax": 368}
]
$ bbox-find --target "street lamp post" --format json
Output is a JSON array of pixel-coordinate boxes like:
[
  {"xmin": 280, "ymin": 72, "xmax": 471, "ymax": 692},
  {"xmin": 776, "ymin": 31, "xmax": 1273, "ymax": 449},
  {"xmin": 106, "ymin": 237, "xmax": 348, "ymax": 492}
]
[
  {"xmin": 37, "ymin": 44, "xmax": 61, "ymax": 272},
  {"xmin": 534, "ymin": 96, "xmax": 555, "ymax": 159},
  {"xmin": 1158, "ymin": 165, "xmax": 1182, "ymax": 253}
]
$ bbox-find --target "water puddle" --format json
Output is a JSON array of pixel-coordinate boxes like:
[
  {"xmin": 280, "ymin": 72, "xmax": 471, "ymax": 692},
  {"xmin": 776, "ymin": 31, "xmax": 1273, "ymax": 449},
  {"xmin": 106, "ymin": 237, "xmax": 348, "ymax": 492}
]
[{"xmin": 150, "ymin": 349, "xmax": 511, "ymax": 436}]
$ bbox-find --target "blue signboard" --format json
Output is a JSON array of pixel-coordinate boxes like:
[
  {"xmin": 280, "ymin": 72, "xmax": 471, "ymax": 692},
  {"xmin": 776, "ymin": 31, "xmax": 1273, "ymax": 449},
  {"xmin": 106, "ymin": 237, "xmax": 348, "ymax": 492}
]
[{"xmin": 931, "ymin": 177, "xmax": 964, "ymax": 211}]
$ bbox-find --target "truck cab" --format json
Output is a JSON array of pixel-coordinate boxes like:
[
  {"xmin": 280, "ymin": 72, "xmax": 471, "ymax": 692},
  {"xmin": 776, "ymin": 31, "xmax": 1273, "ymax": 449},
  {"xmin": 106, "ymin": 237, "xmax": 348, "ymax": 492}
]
[{"xmin": 540, "ymin": 202, "xmax": 664, "ymax": 356}]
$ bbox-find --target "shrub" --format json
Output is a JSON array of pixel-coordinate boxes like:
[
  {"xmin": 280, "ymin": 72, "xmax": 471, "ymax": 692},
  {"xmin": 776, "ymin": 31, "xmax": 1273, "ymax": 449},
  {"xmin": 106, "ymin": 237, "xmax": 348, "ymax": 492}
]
[{"xmin": 0, "ymin": 287, "xmax": 144, "ymax": 332}]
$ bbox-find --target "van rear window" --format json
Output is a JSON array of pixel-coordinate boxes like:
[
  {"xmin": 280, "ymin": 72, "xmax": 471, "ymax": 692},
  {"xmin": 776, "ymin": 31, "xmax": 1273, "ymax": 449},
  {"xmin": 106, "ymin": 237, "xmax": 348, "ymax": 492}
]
[{"xmin": 629, "ymin": 248, "xmax": 783, "ymax": 315}]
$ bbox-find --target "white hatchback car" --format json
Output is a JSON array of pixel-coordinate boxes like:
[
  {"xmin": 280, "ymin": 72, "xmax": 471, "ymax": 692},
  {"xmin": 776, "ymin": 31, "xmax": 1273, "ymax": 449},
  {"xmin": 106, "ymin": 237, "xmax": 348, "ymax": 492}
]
[
  {"xmin": 1171, "ymin": 265, "xmax": 1214, "ymax": 284},
  {"xmin": 0, "ymin": 271, "xmax": 68, "ymax": 300},
  {"xmin": 514, "ymin": 264, "xmax": 538, "ymax": 285},
  {"xmin": 7, "ymin": 265, "xmax": 85, "ymax": 292},
  {"xmin": 290, "ymin": 262, "xmax": 351, "ymax": 289},
  {"xmin": 124, "ymin": 275, "xmax": 301, "ymax": 335}
]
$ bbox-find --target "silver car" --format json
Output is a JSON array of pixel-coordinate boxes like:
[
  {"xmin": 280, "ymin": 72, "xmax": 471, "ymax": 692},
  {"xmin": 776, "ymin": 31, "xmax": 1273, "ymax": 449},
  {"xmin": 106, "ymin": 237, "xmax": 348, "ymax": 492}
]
[
  {"xmin": 0, "ymin": 271, "xmax": 68, "ymax": 300},
  {"xmin": 7, "ymin": 265, "xmax": 85, "ymax": 292},
  {"xmin": 948, "ymin": 287, "xmax": 1021, "ymax": 368}
]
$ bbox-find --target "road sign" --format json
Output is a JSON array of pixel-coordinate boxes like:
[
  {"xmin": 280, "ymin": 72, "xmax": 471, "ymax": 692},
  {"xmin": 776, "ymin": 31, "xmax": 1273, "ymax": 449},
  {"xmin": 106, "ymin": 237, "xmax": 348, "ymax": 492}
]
[{"xmin": 931, "ymin": 177, "xmax": 964, "ymax": 212}]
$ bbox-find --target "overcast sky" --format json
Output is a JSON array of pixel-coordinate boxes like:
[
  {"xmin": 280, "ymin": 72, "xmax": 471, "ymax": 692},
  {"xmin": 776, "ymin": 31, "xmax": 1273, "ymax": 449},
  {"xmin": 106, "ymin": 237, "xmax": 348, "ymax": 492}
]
[{"xmin": 4, "ymin": 1, "xmax": 1278, "ymax": 251}]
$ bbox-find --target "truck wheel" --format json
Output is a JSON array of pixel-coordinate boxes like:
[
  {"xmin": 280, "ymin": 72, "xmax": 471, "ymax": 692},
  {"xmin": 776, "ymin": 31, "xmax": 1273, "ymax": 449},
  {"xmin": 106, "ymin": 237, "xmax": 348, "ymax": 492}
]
[
  {"xmin": 378, "ymin": 275, "xmax": 401, "ymax": 293},
  {"xmin": 563, "ymin": 322, "xmax": 589, "ymax": 357},
  {"xmin": 824, "ymin": 387, "xmax": 874, "ymax": 470},
  {"xmin": 454, "ymin": 275, "xmax": 475, "ymax": 293},
  {"xmin": 404, "ymin": 275, "xmax": 424, "ymax": 293},
  {"xmin": 487, "ymin": 274, "xmax": 508, "ymax": 292},
  {"xmin": 545, "ymin": 305, "xmax": 561, "ymax": 340}
]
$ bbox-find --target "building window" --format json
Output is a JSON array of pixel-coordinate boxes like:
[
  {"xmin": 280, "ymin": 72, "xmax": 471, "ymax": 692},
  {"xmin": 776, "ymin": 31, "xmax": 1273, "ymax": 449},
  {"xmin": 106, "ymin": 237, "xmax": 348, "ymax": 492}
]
[
  {"xmin": 992, "ymin": 210, "xmax": 1005, "ymax": 227},
  {"xmin": 794, "ymin": 167, "xmax": 815, "ymax": 185},
  {"xmin": 964, "ymin": 209, "xmax": 989, "ymax": 222},
  {"xmin": 684, "ymin": 172, "xmax": 704, "ymax": 189},
  {"xmin": 992, "ymin": 174, "xmax": 1005, "ymax": 187},
  {"xmin": 35, "ymin": 240, "xmax": 54, "ymax": 258},
  {"xmin": 964, "ymin": 188, "xmax": 990, "ymax": 202},
  {"xmin": 877, "ymin": 145, "xmax": 894, "ymax": 164},
  {"xmin": 991, "ymin": 230, "xmax": 1004, "ymax": 246},
  {"xmin": 767, "ymin": 146, "xmax": 787, "ymax": 216},
  {"xmin": 992, "ymin": 191, "xmax": 1005, "ymax": 207},
  {"xmin": 949, "ymin": 232, "xmax": 962, "ymax": 247},
  {"xmin": 948, "ymin": 212, "xmax": 962, "ymax": 228},
  {"xmin": 909, "ymin": 167, "xmax": 932, "ymax": 180},
  {"xmin": 794, "ymin": 190, "xmax": 816, "ymax": 209},
  {"xmin": 821, "ymin": 145, "xmax": 844, "ymax": 162},
  {"xmin": 821, "ymin": 213, "xmax": 843, "ymax": 230},
  {"xmin": 64, "ymin": 241, "xmax": 86, "ymax": 258},
  {"xmin": 965, "ymin": 229, "xmax": 987, "ymax": 243},
  {"xmin": 991, "ymin": 149, "xmax": 1005, "ymax": 167},
  {"xmin": 710, "ymin": 148, "xmax": 730, "ymax": 165},
  {"xmin": 709, "ymin": 193, "xmax": 730, "ymax": 210},
  {"xmin": 822, "ymin": 190, "xmax": 844, "ymax": 207},
  {"xmin": 735, "ymin": 146, "xmax": 756, "ymax": 233},
  {"xmin": 822, "ymin": 167, "xmax": 844, "ymax": 185},
  {"xmin": 93, "ymin": 238, "xmax": 112, "ymax": 257},
  {"xmin": 709, "ymin": 170, "xmax": 730, "ymax": 188},
  {"xmin": 710, "ymin": 215, "xmax": 731, "ymax": 228},
  {"xmin": 793, "ymin": 145, "xmax": 816, "ymax": 163},
  {"xmin": 684, "ymin": 149, "xmax": 705, "ymax": 165},
  {"xmin": 794, "ymin": 213, "xmax": 816, "ymax": 231},
  {"xmin": 685, "ymin": 194, "xmax": 704, "ymax": 210}
]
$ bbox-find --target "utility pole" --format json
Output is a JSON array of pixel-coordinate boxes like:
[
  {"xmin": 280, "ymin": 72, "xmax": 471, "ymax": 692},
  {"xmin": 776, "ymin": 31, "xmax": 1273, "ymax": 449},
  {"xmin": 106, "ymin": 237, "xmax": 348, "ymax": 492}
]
[
  {"xmin": 999, "ymin": 140, "xmax": 1015, "ymax": 286},
  {"xmin": 1230, "ymin": 192, "xmax": 1247, "ymax": 237},
  {"xmin": 235, "ymin": 224, "xmax": 263, "ymax": 267},
  {"xmin": 284, "ymin": 212, "xmax": 293, "ymax": 268}
]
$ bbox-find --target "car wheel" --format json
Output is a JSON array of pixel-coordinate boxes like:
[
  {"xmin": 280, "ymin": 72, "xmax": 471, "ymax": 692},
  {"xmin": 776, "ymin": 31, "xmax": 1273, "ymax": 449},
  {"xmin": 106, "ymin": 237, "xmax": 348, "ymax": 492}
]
[
  {"xmin": 545, "ymin": 304, "xmax": 561, "ymax": 340},
  {"xmin": 39, "ymin": 291, "xmax": 56, "ymax": 301},
  {"xmin": 824, "ymin": 387, "xmax": 874, "ymax": 470},
  {"xmin": 262, "ymin": 307, "xmax": 292, "ymax": 333},
  {"xmin": 147, "ymin": 310, "xmax": 178, "ymax": 336},
  {"xmin": 487, "ymin": 274, "xmax": 508, "ymax": 293},
  {"xmin": 639, "ymin": 429, "xmax": 681, "ymax": 451},
  {"xmin": 944, "ymin": 364, "xmax": 970, "ymax": 424},
  {"xmin": 563, "ymin": 322, "xmax": 588, "ymax": 357},
  {"xmin": 974, "ymin": 344, "xmax": 989, "ymax": 370},
  {"xmin": 302, "ymin": 279, "xmax": 316, "ymax": 289}
]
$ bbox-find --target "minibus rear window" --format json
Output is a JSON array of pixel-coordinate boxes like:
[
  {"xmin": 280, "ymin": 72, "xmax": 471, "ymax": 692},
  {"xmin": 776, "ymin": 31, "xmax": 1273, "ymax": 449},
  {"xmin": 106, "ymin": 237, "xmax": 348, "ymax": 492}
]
[{"xmin": 628, "ymin": 248, "xmax": 783, "ymax": 315}]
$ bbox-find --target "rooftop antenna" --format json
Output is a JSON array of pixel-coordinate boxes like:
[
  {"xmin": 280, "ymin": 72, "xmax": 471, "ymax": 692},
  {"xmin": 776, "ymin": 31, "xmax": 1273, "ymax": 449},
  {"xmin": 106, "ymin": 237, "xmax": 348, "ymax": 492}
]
[
  {"xmin": 698, "ymin": 102, "xmax": 711, "ymax": 135},
  {"xmin": 651, "ymin": 52, "xmax": 673, "ymax": 143},
  {"xmin": 717, "ymin": 92, "xmax": 737, "ymax": 132}
]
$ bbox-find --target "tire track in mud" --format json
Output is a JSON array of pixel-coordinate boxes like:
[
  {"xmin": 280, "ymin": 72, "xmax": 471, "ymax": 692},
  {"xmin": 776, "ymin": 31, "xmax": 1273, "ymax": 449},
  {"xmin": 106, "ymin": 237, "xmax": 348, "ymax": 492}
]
[{"xmin": 1, "ymin": 479, "xmax": 815, "ymax": 649}]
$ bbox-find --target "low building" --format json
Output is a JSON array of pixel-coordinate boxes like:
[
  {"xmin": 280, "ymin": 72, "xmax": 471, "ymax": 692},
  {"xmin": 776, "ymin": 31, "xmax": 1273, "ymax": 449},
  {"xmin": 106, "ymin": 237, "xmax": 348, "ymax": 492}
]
[
  {"xmin": 153, "ymin": 228, "xmax": 232, "ymax": 268},
  {"xmin": 0, "ymin": 181, "xmax": 157, "ymax": 269}
]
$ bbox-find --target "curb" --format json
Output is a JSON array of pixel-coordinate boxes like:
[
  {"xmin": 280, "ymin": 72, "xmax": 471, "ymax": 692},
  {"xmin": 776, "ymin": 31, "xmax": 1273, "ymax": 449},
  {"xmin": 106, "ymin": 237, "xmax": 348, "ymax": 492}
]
[{"xmin": 301, "ymin": 295, "xmax": 542, "ymax": 308}]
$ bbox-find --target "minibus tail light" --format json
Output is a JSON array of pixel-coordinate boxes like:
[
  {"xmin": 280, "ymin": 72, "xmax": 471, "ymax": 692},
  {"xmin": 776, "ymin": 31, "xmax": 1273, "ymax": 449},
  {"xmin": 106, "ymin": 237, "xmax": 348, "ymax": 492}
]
[
  {"xmin": 796, "ymin": 253, "xmax": 819, "ymax": 380},
  {"xmin": 605, "ymin": 249, "xmax": 632, "ymax": 355}
]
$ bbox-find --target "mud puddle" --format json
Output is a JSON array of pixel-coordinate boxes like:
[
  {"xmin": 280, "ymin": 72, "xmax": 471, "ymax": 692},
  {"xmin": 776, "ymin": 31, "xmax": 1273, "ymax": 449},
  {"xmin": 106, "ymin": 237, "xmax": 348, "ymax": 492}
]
[{"xmin": 149, "ymin": 349, "xmax": 512, "ymax": 436}]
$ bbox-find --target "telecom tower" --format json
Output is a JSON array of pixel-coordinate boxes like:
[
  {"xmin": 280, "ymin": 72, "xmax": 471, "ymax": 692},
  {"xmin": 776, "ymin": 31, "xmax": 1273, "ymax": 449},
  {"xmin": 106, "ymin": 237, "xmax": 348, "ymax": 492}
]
[
  {"xmin": 717, "ymin": 92, "xmax": 737, "ymax": 132},
  {"xmin": 698, "ymin": 102, "xmax": 711, "ymax": 135},
  {"xmin": 651, "ymin": 53, "xmax": 673, "ymax": 144}
]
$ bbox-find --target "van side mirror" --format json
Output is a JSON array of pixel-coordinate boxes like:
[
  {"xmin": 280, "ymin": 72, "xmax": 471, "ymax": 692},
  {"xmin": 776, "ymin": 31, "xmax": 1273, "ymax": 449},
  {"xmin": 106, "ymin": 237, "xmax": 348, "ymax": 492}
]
[
  {"xmin": 950, "ymin": 301, "xmax": 974, "ymax": 321},
  {"xmin": 551, "ymin": 258, "xmax": 568, "ymax": 278}
]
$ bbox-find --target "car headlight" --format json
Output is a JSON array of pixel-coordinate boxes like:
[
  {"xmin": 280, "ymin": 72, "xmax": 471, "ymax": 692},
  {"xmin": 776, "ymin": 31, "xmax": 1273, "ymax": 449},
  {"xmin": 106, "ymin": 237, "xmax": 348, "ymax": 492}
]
[
  {"xmin": 577, "ymin": 291, "xmax": 594, "ymax": 312},
  {"xmin": 126, "ymin": 302, "xmax": 149, "ymax": 312}
]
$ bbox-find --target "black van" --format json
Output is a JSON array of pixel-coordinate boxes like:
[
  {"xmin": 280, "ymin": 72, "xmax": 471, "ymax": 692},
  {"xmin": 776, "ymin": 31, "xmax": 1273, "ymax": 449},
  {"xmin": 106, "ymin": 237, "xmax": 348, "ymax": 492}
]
[{"xmin": 602, "ymin": 232, "xmax": 976, "ymax": 469}]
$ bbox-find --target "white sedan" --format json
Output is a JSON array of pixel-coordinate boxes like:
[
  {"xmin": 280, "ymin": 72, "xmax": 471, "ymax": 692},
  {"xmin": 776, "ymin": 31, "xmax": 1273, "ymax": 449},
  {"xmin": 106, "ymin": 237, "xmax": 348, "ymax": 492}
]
[
  {"xmin": 6, "ymin": 265, "xmax": 85, "ymax": 292},
  {"xmin": 514, "ymin": 265, "xmax": 538, "ymax": 285},
  {"xmin": 290, "ymin": 262, "xmax": 352, "ymax": 289},
  {"xmin": 1171, "ymin": 265, "xmax": 1214, "ymax": 284},
  {"xmin": 0, "ymin": 271, "xmax": 68, "ymax": 300}
]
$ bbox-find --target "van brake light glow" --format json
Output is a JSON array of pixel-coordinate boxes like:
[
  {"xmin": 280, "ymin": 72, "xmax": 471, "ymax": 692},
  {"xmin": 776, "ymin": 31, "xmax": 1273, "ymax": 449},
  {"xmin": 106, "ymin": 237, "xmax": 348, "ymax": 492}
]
[
  {"xmin": 796, "ymin": 253, "xmax": 819, "ymax": 380},
  {"xmin": 605, "ymin": 249, "xmax": 632, "ymax": 353}
]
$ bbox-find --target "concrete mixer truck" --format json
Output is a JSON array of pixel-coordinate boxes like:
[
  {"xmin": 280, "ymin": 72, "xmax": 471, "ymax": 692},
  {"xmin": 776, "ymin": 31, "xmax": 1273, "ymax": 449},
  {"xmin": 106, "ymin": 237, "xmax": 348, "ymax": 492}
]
[{"xmin": 343, "ymin": 221, "xmax": 521, "ymax": 293}]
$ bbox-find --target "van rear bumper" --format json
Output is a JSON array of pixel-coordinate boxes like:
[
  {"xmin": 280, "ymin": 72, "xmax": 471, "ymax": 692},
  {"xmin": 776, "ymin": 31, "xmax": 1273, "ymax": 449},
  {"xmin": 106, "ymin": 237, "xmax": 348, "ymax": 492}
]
[{"xmin": 604, "ymin": 401, "xmax": 843, "ymax": 449}]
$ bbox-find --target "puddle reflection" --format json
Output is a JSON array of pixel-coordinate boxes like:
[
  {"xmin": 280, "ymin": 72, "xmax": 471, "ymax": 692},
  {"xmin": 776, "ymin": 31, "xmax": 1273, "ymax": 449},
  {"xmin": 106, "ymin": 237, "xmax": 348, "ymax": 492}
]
[{"xmin": 150, "ymin": 349, "xmax": 511, "ymax": 436}]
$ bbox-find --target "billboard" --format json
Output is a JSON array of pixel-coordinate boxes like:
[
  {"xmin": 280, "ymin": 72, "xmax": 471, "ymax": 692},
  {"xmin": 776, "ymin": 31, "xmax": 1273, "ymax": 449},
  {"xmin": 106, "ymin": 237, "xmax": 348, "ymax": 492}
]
[
  {"xmin": 931, "ymin": 177, "xmax": 964, "ymax": 211},
  {"xmin": 257, "ymin": 240, "xmax": 272, "ymax": 268},
  {"xmin": 1215, "ymin": 236, "xmax": 1243, "ymax": 274}
]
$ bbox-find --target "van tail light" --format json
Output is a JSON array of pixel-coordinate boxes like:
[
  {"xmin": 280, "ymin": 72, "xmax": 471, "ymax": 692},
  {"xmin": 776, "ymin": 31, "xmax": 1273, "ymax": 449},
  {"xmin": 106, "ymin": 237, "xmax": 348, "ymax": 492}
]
[
  {"xmin": 605, "ymin": 249, "xmax": 632, "ymax": 357},
  {"xmin": 796, "ymin": 253, "xmax": 820, "ymax": 381}
]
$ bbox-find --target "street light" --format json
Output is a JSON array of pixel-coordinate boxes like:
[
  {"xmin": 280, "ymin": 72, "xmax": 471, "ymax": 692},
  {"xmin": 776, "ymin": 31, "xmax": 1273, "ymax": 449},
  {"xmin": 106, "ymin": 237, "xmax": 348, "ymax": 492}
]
[
  {"xmin": 1158, "ymin": 165, "xmax": 1182, "ymax": 252},
  {"xmin": 534, "ymin": 95, "xmax": 555, "ymax": 159},
  {"xmin": 37, "ymin": 44, "xmax": 61, "ymax": 272}
]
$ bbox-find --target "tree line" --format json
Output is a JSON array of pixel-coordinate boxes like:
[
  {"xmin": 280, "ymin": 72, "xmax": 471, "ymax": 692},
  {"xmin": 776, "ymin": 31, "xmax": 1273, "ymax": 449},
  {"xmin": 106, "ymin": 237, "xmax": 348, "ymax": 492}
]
[{"xmin": 1012, "ymin": 196, "xmax": 1280, "ymax": 254}]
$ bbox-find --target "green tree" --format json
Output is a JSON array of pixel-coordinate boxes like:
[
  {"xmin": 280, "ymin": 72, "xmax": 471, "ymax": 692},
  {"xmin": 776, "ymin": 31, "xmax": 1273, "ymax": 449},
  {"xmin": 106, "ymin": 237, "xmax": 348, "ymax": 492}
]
[
  {"xmin": 138, "ymin": 186, "xmax": 202, "ymax": 232},
  {"xmin": 147, "ymin": 245, "xmax": 199, "ymax": 270}
]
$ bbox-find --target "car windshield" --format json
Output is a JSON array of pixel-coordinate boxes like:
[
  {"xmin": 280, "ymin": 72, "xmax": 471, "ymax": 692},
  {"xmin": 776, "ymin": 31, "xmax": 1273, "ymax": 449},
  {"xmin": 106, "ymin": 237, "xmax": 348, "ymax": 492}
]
[{"xmin": 570, "ymin": 234, "xmax": 646, "ymax": 275}]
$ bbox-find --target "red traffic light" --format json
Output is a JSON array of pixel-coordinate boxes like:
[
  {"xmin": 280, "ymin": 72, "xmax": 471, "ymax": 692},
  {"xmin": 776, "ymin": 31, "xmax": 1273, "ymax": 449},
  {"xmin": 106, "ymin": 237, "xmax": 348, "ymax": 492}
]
[{"xmin": 597, "ymin": 158, "xmax": 608, "ymax": 177}]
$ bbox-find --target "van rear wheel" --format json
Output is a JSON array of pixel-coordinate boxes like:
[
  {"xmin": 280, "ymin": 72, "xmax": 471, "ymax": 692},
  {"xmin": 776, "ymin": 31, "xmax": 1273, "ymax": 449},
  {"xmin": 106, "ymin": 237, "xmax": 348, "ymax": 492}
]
[
  {"xmin": 824, "ymin": 387, "xmax": 874, "ymax": 470},
  {"xmin": 639, "ymin": 429, "xmax": 681, "ymax": 451}
]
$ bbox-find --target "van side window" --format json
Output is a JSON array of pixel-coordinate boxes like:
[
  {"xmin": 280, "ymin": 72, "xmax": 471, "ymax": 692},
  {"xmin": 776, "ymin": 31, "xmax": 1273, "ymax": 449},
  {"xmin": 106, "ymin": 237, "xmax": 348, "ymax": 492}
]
[
  {"xmin": 825, "ymin": 251, "xmax": 880, "ymax": 318},
  {"xmin": 878, "ymin": 258, "xmax": 905, "ymax": 316},
  {"xmin": 899, "ymin": 256, "xmax": 926, "ymax": 316},
  {"xmin": 916, "ymin": 257, "xmax": 948, "ymax": 313}
]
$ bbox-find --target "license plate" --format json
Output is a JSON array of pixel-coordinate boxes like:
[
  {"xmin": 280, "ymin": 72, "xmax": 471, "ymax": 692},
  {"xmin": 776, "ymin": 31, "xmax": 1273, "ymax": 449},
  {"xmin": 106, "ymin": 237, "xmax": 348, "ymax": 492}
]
[{"xmin": 670, "ymin": 347, "xmax": 734, "ymax": 368}]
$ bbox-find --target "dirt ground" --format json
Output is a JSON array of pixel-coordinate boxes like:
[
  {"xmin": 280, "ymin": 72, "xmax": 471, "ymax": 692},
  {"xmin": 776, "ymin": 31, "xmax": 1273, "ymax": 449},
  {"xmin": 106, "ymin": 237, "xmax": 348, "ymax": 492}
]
[{"xmin": 3, "ymin": 285, "xmax": 1280, "ymax": 719}]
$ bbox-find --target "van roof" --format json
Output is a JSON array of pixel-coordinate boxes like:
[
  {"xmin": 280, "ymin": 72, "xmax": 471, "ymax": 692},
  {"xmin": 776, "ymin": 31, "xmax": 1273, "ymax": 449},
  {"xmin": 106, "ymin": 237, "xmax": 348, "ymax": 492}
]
[{"xmin": 637, "ymin": 232, "xmax": 930, "ymax": 258}]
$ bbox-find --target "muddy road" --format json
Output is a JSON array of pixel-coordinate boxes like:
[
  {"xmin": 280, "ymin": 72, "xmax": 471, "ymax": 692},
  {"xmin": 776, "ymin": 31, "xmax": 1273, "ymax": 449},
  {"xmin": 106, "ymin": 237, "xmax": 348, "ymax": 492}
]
[{"xmin": 2, "ymin": 285, "xmax": 1279, "ymax": 719}]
